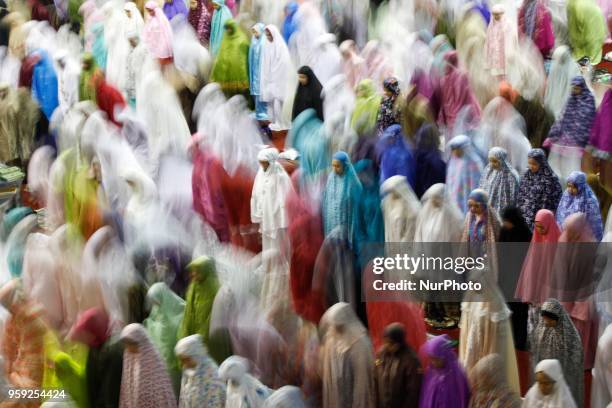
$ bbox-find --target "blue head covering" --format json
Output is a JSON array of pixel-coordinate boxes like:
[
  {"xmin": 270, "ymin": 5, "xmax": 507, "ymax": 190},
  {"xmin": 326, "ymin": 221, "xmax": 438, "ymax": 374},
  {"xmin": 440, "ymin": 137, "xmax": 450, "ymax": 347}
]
[
  {"xmin": 323, "ymin": 151, "xmax": 363, "ymax": 246},
  {"xmin": 31, "ymin": 50, "xmax": 59, "ymax": 120},
  {"xmin": 353, "ymin": 159, "xmax": 384, "ymax": 266},
  {"xmin": 91, "ymin": 23, "xmax": 107, "ymax": 70},
  {"xmin": 468, "ymin": 188, "xmax": 489, "ymax": 208},
  {"xmin": 248, "ymin": 23, "xmax": 266, "ymax": 96},
  {"xmin": 446, "ymin": 135, "xmax": 483, "ymax": 214},
  {"xmin": 282, "ymin": 2, "xmax": 299, "ymax": 44},
  {"xmin": 377, "ymin": 125, "xmax": 416, "ymax": 188},
  {"xmin": 210, "ymin": 0, "xmax": 233, "ymax": 56},
  {"xmin": 1, "ymin": 207, "xmax": 34, "ymax": 241},
  {"xmin": 289, "ymin": 109, "xmax": 329, "ymax": 181},
  {"xmin": 556, "ymin": 171, "xmax": 603, "ymax": 240}
]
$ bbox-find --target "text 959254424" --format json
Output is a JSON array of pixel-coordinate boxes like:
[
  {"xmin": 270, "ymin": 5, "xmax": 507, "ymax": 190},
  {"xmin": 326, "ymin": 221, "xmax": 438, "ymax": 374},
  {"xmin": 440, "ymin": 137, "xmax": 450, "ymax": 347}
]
[{"xmin": 4, "ymin": 388, "xmax": 67, "ymax": 402}]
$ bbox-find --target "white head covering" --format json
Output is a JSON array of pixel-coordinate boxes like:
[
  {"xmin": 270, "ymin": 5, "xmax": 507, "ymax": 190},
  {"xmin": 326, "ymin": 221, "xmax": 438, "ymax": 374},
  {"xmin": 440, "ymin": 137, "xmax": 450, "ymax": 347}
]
[
  {"xmin": 414, "ymin": 183, "xmax": 464, "ymax": 242},
  {"xmin": 545, "ymin": 46, "xmax": 581, "ymax": 120},
  {"xmin": 262, "ymin": 386, "xmax": 306, "ymax": 408},
  {"xmin": 381, "ymin": 175, "xmax": 421, "ymax": 242},
  {"xmin": 260, "ymin": 25, "xmax": 293, "ymax": 102},
  {"xmin": 251, "ymin": 147, "xmax": 293, "ymax": 238},
  {"xmin": 523, "ymin": 359, "xmax": 578, "ymax": 408},
  {"xmin": 219, "ymin": 356, "xmax": 271, "ymax": 408}
]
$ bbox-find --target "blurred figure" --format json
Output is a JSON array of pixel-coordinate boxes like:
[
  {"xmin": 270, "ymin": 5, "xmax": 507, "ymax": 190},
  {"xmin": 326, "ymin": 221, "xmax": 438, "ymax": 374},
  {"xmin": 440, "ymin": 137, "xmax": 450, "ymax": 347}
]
[
  {"xmin": 319, "ymin": 302, "xmax": 375, "ymax": 408},
  {"xmin": 262, "ymin": 385, "xmax": 306, "ymax": 408},
  {"xmin": 544, "ymin": 46, "xmax": 580, "ymax": 120},
  {"xmin": 68, "ymin": 308, "xmax": 124, "ymax": 408},
  {"xmin": 381, "ymin": 175, "xmax": 421, "ymax": 243},
  {"xmin": 373, "ymin": 323, "xmax": 422, "ymax": 408},
  {"xmin": 485, "ymin": 5, "xmax": 518, "ymax": 81},
  {"xmin": 517, "ymin": 0, "xmax": 555, "ymax": 58},
  {"xmin": 419, "ymin": 335, "xmax": 470, "ymax": 408},
  {"xmin": 118, "ymin": 323, "xmax": 177, "ymax": 407},
  {"xmin": 468, "ymin": 354, "xmax": 521, "ymax": 408},
  {"xmin": 351, "ymin": 79, "xmax": 381, "ymax": 136},
  {"xmin": 218, "ymin": 356, "xmax": 272, "ymax": 408},
  {"xmin": 210, "ymin": 20, "xmax": 250, "ymax": 98},
  {"xmin": 522, "ymin": 359, "xmax": 577, "ymax": 407},
  {"xmin": 142, "ymin": 1, "xmax": 174, "ymax": 63},
  {"xmin": 446, "ymin": 135, "xmax": 483, "ymax": 215},
  {"xmin": 249, "ymin": 23, "xmax": 268, "ymax": 121},
  {"xmin": 339, "ymin": 40, "xmax": 366, "ymax": 89},
  {"xmin": 377, "ymin": 125, "xmax": 416, "ymax": 187},
  {"xmin": 209, "ymin": 0, "xmax": 232, "ymax": 57},
  {"xmin": 175, "ymin": 334, "xmax": 226, "ymax": 407},
  {"xmin": 478, "ymin": 147, "xmax": 519, "ymax": 215},
  {"xmin": 591, "ymin": 323, "xmax": 612, "ymax": 407},
  {"xmin": 567, "ymin": 0, "xmax": 607, "ymax": 64}
]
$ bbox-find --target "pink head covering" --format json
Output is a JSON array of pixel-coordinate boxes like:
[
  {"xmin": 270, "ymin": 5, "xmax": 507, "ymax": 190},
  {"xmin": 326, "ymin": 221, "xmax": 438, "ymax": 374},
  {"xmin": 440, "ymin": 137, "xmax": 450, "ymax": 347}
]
[
  {"xmin": 142, "ymin": 1, "xmax": 173, "ymax": 59},
  {"xmin": 559, "ymin": 212, "xmax": 596, "ymax": 243},
  {"xmin": 438, "ymin": 51, "xmax": 481, "ymax": 131},
  {"xmin": 119, "ymin": 323, "xmax": 177, "ymax": 407},
  {"xmin": 515, "ymin": 209, "xmax": 561, "ymax": 303},
  {"xmin": 67, "ymin": 307, "xmax": 110, "ymax": 348}
]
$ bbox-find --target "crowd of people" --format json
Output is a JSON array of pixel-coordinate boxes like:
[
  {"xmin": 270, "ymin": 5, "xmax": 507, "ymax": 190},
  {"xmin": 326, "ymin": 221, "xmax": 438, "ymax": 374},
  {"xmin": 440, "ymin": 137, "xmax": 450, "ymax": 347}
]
[{"xmin": 0, "ymin": 0, "xmax": 610, "ymax": 406}]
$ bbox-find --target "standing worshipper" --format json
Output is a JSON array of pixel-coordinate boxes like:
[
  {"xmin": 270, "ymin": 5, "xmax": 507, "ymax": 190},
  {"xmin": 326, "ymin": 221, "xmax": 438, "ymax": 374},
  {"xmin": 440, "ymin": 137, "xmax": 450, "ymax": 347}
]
[
  {"xmin": 530, "ymin": 299, "xmax": 584, "ymax": 406},
  {"xmin": 522, "ymin": 359, "xmax": 578, "ymax": 408},
  {"xmin": 292, "ymin": 66, "xmax": 324, "ymax": 121},
  {"xmin": 437, "ymin": 52, "xmax": 481, "ymax": 136},
  {"xmin": 0, "ymin": 83, "xmax": 18, "ymax": 163},
  {"xmin": 143, "ymin": 1, "xmax": 174, "ymax": 64},
  {"xmin": 218, "ymin": 356, "xmax": 272, "ymax": 408},
  {"xmin": 586, "ymin": 88, "xmax": 612, "ymax": 162},
  {"xmin": 381, "ymin": 175, "xmax": 421, "ymax": 243},
  {"xmin": 210, "ymin": 19, "xmax": 250, "ymax": 98},
  {"xmin": 124, "ymin": 3, "xmax": 145, "ymax": 36},
  {"xmin": 339, "ymin": 40, "xmax": 367, "ymax": 89},
  {"xmin": 544, "ymin": 46, "xmax": 580, "ymax": 120},
  {"xmin": 251, "ymin": 147, "xmax": 293, "ymax": 254},
  {"xmin": 188, "ymin": 0, "xmax": 211, "ymax": 46},
  {"xmin": 518, "ymin": 0, "xmax": 555, "ymax": 58},
  {"xmin": 419, "ymin": 335, "xmax": 470, "ymax": 408},
  {"xmin": 31, "ymin": 49, "xmax": 59, "ymax": 120},
  {"xmin": 79, "ymin": 53, "xmax": 99, "ymax": 102},
  {"xmin": 377, "ymin": 125, "xmax": 416, "ymax": 187},
  {"xmin": 556, "ymin": 171, "xmax": 603, "ymax": 240},
  {"xmin": 567, "ymin": 0, "xmax": 607, "ymax": 64},
  {"xmin": 175, "ymin": 334, "xmax": 226, "ymax": 407},
  {"xmin": 468, "ymin": 354, "xmax": 521, "ymax": 408},
  {"xmin": 517, "ymin": 148, "xmax": 563, "ymax": 231},
  {"xmin": 94, "ymin": 74, "xmax": 127, "ymax": 127},
  {"xmin": 67, "ymin": 308, "xmax": 124, "ymax": 408},
  {"xmin": 413, "ymin": 124, "xmax": 446, "ymax": 198},
  {"xmin": 373, "ymin": 323, "xmax": 421, "ymax": 408},
  {"xmin": 319, "ymin": 302, "xmax": 376, "ymax": 408},
  {"xmin": 376, "ymin": 77, "xmax": 400, "ymax": 133},
  {"xmin": 260, "ymin": 25, "xmax": 293, "ymax": 131},
  {"xmin": 478, "ymin": 147, "xmax": 520, "ymax": 215},
  {"xmin": 545, "ymin": 76, "xmax": 596, "ymax": 180},
  {"xmin": 591, "ymin": 324, "xmax": 612, "ymax": 407},
  {"xmin": 446, "ymin": 135, "xmax": 484, "ymax": 214},
  {"xmin": 249, "ymin": 23, "xmax": 267, "ymax": 120},
  {"xmin": 462, "ymin": 189, "xmax": 502, "ymax": 244},
  {"xmin": 209, "ymin": 0, "xmax": 232, "ymax": 57},
  {"xmin": 415, "ymin": 184, "xmax": 464, "ymax": 242},
  {"xmin": 485, "ymin": 5, "xmax": 518, "ymax": 81},
  {"xmin": 322, "ymin": 151, "xmax": 362, "ymax": 244},
  {"xmin": 0, "ymin": 279, "xmax": 46, "ymax": 389},
  {"xmin": 54, "ymin": 50, "xmax": 79, "ymax": 114},
  {"xmin": 143, "ymin": 282, "xmax": 185, "ymax": 394},
  {"xmin": 53, "ymin": 352, "xmax": 89, "ymax": 408},
  {"xmin": 351, "ymin": 79, "xmax": 381, "ymax": 136},
  {"xmin": 178, "ymin": 256, "xmax": 230, "ymax": 365},
  {"xmin": 118, "ymin": 323, "xmax": 177, "ymax": 408},
  {"xmin": 354, "ymin": 159, "xmax": 385, "ymax": 265},
  {"xmin": 282, "ymin": 2, "xmax": 299, "ymax": 44}
]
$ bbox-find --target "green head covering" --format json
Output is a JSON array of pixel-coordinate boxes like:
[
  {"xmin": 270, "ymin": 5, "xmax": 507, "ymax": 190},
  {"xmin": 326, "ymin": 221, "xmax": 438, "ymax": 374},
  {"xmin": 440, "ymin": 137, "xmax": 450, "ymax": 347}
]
[
  {"xmin": 54, "ymin": 352, "xmax": 89, "ymax": 408},
  {"xmin": 351, "ymin": 79, "xmax": 382, "ymax": 135},
  {"xmin": 178, "ymin": 256, "xmax": 228, "ymax": 363},
  {"xmin": 210, "ymin": 19, "xmax": 250, "ymax": 94}
]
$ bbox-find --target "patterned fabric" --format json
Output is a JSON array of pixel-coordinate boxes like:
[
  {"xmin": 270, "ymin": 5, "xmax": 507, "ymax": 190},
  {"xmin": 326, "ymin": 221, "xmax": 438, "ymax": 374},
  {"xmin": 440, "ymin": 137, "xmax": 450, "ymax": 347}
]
[
  {"xmin": 118, "ymin": 324, "xmax": 177, "ymax": 408},
  {"xmin": 468, "ymin": 354, "xmax": 521, "ymax": 408},
  {"xmin": 322, "ymin": 151, "xmax": 363, "ymax": 246},
  {"xmin": 531, "ymin": 299, "xmax": 584, "ymax": 406},
  {"xmin": 518, "ymin": 0, "xmax": 555, "ymax": 56},
  {"xmin": 446, "ymin": 135, "xmax": 484, "ymax": 214},
  {"xmin": 175, "ymin": 335, "xmax": 226, "ymax": 407},
  {"xmin": 478, "ymin": 147, "xmax": 519, "ymax": 215},
  {"xmin": 517, "ymin": 149, "xmax": 563, "ymax": 230},
  {"xmin": 461, "ymin": 189, "xmax": 501, "ymax": 244},
  {"xmin": 547, "ymin": 76, "xmax": 596, "ymax": 148},
  {"xmin": 586, "ymin": 88, "xmax": 612, "ymax": 160},
  {"xmin": 556, "ymin": 171, "xmax": 603, "ymax": 240},
  {"xmin": 188, "ymin": 0, "xmax": 212, "ymax": 46},
  {"xmin": 376, "ymin": 77, "xmax": 400, "ymax": 133}
]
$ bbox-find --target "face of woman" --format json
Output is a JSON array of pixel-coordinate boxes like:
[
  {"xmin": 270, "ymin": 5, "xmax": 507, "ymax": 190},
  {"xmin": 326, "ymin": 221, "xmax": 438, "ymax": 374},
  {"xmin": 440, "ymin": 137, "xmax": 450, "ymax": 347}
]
[
  {"xmin": 146, "ymin": 7, "xmax": 155, "ymax": 16},
  {"xmin": 502, "ymin": 220, "xmax": 514, "ymax": 230},
  {"xmin": 179, "ymin": 355, "xmax": 197, "ymax": 369},
  {"xmin": 251, "ymin": 28, "xmax": 260, "ymax": 38},
  {"xmin": 212, "ymin": 2, "xmax": 219, "ymax": 9},
  {"xmin": 493, "ymin": 11, "xmax": 503, "ymax": 21},
  {"xmin": 259, "ymin": 160, "xmax": 270, "ymax": 171},
  {"xmin": 123, "ymin": 340, "xmax": 139, "ymax": 353},
  {"xmin": 567, "ymin": 182, "xmax": 578, "ymax": 196},
  {"xmin": 489, "ymin": 157, "xmax": 501, "ymax": 170},
  {"xmin": 572, "ymin": 85, "xmax": 582, "ymax": 95},
  {"xmin": 535, "ymin": 221, "xmax": 547, "ymax": 235},
  {"xmin": 429, "ymin": 356, "xmax": 445, "ymax": 369},
  {"xmin": 125, "ymin": 9, "xmax": 132, "ymax": 17},
  {"xmin": 467, "ymin": 199, "xmax": 483, "ymax": 216},
  {"xmin": 332, "ymin": 159, "xmax": 344, "ymax": 175},
  {"xmin": 298, "ymin": 73, "xmax": 309, "ymax": 86},
  {"xmin": 542, "ymin": 315, "xmax": 558, "ymax": 328},
  {"xmin": 527, "ymin": 157, "xmax": 540, "ymax": 173},
  {"xmin": 451, "ymin": 148, "xmax": 463, "ymax": 158},
  {"xmin": 535, "ymin": 371, "xmax": 556, "ymax": 396},
  {"xmin": 265, "ymin": 29, "xmax": 273, "ymax": 42}
]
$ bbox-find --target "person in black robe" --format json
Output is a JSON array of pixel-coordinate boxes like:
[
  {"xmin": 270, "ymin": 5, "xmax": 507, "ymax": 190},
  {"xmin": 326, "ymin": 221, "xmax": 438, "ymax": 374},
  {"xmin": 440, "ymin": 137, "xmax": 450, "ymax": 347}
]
[{"xmin": 292, "ymin": 66, "xmax": 324, "ymax": 121}]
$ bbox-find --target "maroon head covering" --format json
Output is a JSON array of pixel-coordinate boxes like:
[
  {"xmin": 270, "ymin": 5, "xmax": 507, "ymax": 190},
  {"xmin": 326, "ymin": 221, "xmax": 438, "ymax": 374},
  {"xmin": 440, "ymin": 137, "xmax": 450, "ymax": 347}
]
[{"xmin": 68, "ymin": 307, "xmax": 110, "ymax": 348}]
